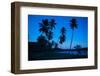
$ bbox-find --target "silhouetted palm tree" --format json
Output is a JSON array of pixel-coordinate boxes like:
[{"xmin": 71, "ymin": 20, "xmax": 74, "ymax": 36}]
[
  {"xmin": 47, "ymin": 19, "xmax": 56, "ymax": 40},
  {"xmin": 47, "ymin": 31, "xmax": 53, "ymax": 40},
  {"xmin": 38, "ymin": 19, "xmax": 56, "ymax": 49},
  {"xmin": 47, "ymin": 19, "xmax": 56, "ymax": 48},
  {"xmin": 70, "ymin": 18, "xmax": 78, "ymax": 49},
  {"xmin": 39, "ymin": 19, "xmax": 49, "ymax": 36},
  {"xmin": 49, "ymin": 19, "xmax": 56, "ymax": 29},
  {"xmin": 59, "ymin": 27, "xmax": 66, "ymax": 44}
]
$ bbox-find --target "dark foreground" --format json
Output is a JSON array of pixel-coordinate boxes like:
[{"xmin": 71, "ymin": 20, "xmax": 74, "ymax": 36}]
[
  {"xmin": 28, "ymin": 42, "xmax": 88, "ymax": 61},
  {"xmin": 28, "ymin": 49, "xmax": 88, "ymax": 61}
]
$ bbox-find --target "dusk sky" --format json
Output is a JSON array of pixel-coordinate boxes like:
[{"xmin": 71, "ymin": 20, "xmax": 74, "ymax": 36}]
[{"xmin": 28, "ymin": 15, "xmax": 88, "ymax": 49}]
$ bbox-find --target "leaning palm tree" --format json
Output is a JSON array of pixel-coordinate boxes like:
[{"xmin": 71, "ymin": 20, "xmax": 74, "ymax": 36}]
[
  {"xmin": 69, "ymin": 18, "xmax": 78, "ymax": 49},
  {"xmin": 59, "ymin": 27, "xmax": 66, "ymax": 44}
]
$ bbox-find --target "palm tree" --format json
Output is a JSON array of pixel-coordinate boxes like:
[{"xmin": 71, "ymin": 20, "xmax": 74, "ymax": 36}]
[
  {"xmin": 47, "ymin": 31, "xmax": 53, "ymax": 40},
  {"xmin": 59, "ymin": 27, "xmax": 66, "ymax": 44},
  {"xmin": 38, "ymin": 19, "xmax": 49, "ymax": 48},
  {"xmin": 70, "ymin": 18, "xmax": 78, "ymax": 49},
  {"xmin": 47, "ymin": 19, "xmax": 56, "ymax": 48},
  {"xmin": 47, "ymin": 19, "xmax": 56, "ymax": 41},
  {"xmin": 39, "ymin": 19, "xmax": 49, "ymax": 36},
  {"xmin": 49, "ymin": 19, "xmax": 56, "ymax": 29},
  {"xmin": 38, "ymin": 19, "xmax": 56, "ymax": 49}
]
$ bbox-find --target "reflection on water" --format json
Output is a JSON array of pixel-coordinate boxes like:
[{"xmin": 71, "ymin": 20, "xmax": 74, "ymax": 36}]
[
  {"xmin": 28, "ymin": 49, "xmax": 88, "ymax": 60},
  {"xmin": 58, "ymin": 50, "xmax": 87, "ymax": 56}
]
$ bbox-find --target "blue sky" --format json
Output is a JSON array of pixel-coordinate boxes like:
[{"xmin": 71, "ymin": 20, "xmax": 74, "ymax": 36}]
[{"xmin": 28, "ymin": 14, "xmax": 88, "ymax": 49}]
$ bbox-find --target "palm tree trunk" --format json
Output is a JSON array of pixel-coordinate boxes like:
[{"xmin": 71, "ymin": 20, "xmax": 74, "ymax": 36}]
[{"xmin": 70, "ymin": 30, "xmax": 74, "ymax": 49}]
